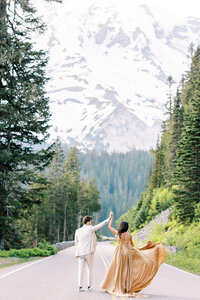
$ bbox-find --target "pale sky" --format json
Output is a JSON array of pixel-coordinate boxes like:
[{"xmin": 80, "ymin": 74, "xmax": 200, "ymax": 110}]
[
  {"xmin": 148, "ymin": 0, "xmax": 200, "ymax": 18},
  {"xmin": 56, "ymin": 0, "xmax": 200, "ymax": 19}
]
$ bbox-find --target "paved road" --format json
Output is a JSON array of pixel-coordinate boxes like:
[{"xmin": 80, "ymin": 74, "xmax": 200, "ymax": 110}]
[{"xmin": 0, "ymin": 242, "xmax": 199, "ymax": 300}]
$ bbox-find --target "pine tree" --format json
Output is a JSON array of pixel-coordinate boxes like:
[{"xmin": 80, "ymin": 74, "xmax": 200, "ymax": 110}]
[
  {"xmin": 166, "ymin": 89, "xmax": 184, "ymax": 184},
  {"xmin": 173, "ymin": 48, "xmax": 200, "ymax": 222},
  {"xmin": 47, "ymin": 139, "xmax": 65, "ymax": 243},
  {"xmin": 78, "ymin": 178, "xmax": 101, "ymax": 226},
  {"xmin": 165, "ymin": 75, "xmax": 175, "ymax": 120},
  {"xmin": 0, "ymin": 0, "xmax": 60, "ymax": 249},
  {"xmin": 61, "ymin": 146, "xmax": 80, "ymax": 240},
  {"xmin": 150, "ymin": 136, "xmax": 164, "ymax": 189}
]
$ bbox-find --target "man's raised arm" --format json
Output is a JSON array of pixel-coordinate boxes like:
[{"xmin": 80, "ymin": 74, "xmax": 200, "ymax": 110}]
[{"xmin": 92, "ymin": 216, "xmax": 110, "ymax": 232}]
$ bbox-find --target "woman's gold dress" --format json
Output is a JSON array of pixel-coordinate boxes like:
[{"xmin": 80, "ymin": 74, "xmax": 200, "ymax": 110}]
[{"xmin": 101, "ymin": 232, "xmax": 166, "ymax": 297}]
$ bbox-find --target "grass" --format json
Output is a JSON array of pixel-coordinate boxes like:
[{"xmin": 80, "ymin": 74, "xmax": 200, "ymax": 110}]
[
  {"xmin": 145, "ymin": 220, "xmax": 200, "ymax": 275},
  {"xmin": 0, "ymin": 256, "xmax": 41, "ymax": 269},
  {"xmin": 166, "ymin": 250, "xmax": 200, "ymax": 275}
]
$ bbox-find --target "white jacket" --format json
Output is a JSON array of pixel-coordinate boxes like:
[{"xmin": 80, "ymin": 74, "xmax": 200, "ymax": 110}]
[{"xmin": 75, "ymin": 218, "xmax": 109, "ymax": 257}]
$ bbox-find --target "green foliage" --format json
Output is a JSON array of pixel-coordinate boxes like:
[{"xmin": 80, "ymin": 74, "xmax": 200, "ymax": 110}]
[
  {"xmin": 147, "ymin": 223, "xmax": 166, "ymax": 244},
  {"xmin": 194, "ymin": 203, "xmax": 200, "ymax": 222},
  {"xmin": 117, "ymin": 187, "xmax": 173, "ymax": 233},
  {"xmin": 19, "ymin": 143, "xmax": 102, "ymax": 245},
  {"xmin": 150, "ymin": 137, "xmax": 165, "ymax": 189},
  {"xmin": 145, "ymin": 220, "xmax": 200, "ymax": 274},
  {"xmin": 38, "ymin": 241, "xmax": 58, "ymax": 255},
  {"xmin": 172, "ymin": 48, "xmax": 200, "ymax": 222},
  {"xmin": 149, "ymin": 188, "xmax": 173, "ymax": 218},
  {"xmin": 0, "ymin": 242, "xmax": 57, "ymax": 258},
  {"xmin": 166, "ymin": 251, "xmax": 200, "ymax": 275},
  {"xmin": 0, "ymin": 0, "xmax": 56, "ymax": 249},
  {"xmin": 151, "ymin": 219, "xmax": 200, "ymax": 250}
]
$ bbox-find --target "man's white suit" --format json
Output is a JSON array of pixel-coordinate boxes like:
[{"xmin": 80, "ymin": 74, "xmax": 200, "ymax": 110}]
[{"xmin": 75, "ymin": 218, "xmax": 109, "ymax": 288}]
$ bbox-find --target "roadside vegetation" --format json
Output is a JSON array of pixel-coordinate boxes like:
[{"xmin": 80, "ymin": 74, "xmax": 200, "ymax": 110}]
[
  {"xmin": 0, "ymin": 242, "xmax": 57, "ymax": 259},
  {"xmin": 147, "ymin": 220, "xmax": 200, "ymax": 274}
]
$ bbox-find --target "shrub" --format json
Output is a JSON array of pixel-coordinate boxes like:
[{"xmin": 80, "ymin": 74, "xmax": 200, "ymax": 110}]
[
  {"xmin": 0, "ymin": 241, "xmax": 57, "ymax": 258},
  {"xmin": 0, "ymin": 250, "xmax": 9, "ymax": 257},
  {"xmin": 148, "ymin": 222, "xmax": 166, "ymax": 244},
  {"xmin": 194, "ymin": 203, "xmax": 200, "ymax": 222},
  {"xmin": 149, "ymin": 188, "xmax": 173, "ymax": 218},
  {"xmin": 38, "ymin": 241, "xmax": 58, "ymax": 255}
]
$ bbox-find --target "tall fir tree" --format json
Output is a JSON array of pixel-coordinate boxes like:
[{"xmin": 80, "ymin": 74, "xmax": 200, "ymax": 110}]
[
  {"xmin": 173, "ymin": 48, "xmax": 200, "ymax": 222},
  {"xmin": 166, "ymin": 89, "xmax": 184, "ymax": 184},
  {"xmin": 165, "ymin": 75, "xmax": 175, "ymax": 120},
  {"xmin": 46, "ymin": 139, "xmax": 65, "ymax": 243},
  {"xmin": 0, "ymin": 0, "xmax": 61, "ymax": 249},
  {"xmin": 150, "ymin": 136, "xmax": 164, "ymax": 189},
  {"xmin": 61, "ymin": 146, "xmax": 81, "ymax": 240}
]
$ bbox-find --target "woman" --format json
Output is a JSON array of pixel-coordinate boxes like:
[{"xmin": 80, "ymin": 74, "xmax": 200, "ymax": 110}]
[{"xmin": 101, "ymin": 212, "xmax": 166, "ymax": 297}]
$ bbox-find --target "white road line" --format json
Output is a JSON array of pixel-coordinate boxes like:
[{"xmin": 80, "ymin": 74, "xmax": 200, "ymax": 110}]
[
  {"xmin": 164, "ymin": 263, "xmax": 200, "ymax": 279},
  {"xmin": 0, "ymin": 256, "xmax": 53, "ymax": 280}
]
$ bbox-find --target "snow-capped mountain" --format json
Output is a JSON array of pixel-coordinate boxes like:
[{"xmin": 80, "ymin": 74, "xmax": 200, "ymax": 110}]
[{"xmin": 34, "ymin": 0, "xmax": 200, "ymax": 152}]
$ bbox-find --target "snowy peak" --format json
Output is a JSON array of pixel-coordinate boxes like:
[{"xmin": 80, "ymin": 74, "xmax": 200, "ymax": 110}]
[{"xmin": 33, "ymin": 0, "xmax": 200, "ymax": 152}]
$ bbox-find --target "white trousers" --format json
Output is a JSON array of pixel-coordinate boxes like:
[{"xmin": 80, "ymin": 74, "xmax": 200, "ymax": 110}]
[{"xmin": 78, "ymin": 253, "xmax": 94, "ymax": 287}]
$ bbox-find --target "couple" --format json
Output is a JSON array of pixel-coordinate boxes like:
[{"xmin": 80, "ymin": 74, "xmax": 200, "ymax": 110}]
[{"xmin": 75, "ymin": 212, "xmax": 166, "ymax": 296}]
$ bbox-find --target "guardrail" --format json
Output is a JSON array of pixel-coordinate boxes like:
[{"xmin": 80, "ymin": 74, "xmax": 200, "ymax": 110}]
[
  {"xmin": 53, "ymin": 237, "xmax": 114, "ymax": 252},
  {"xmin": 53, "ymin": 241, "xmax": 75, "ymax": 252}
]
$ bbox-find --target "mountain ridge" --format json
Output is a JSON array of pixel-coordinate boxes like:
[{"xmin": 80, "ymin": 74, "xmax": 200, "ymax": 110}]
[{"xmin": 33, "ymin": 0, "xmax": 200, "ymax": 152}]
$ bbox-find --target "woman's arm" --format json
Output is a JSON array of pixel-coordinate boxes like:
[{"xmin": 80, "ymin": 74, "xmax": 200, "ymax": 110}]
[{"xmin": 108, "ymin": 213, "xmax": 118, "ymax": 235}]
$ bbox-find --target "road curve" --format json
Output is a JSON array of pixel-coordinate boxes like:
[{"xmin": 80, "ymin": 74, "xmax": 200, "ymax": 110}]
[{"xmin": 0, "ymin": 242, "xmax": 199, "ymax": 300}]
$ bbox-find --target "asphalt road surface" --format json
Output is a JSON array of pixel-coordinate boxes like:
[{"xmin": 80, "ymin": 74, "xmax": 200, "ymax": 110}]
[{"xmin": 0, "ymin": 242, "xmax": 199, "ymax": 300}]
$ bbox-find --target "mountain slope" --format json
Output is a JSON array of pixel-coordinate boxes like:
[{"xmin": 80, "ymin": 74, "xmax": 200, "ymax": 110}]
[{"xmin": 33, "ymin": 0, "xmax": 200, "ymax": 152}]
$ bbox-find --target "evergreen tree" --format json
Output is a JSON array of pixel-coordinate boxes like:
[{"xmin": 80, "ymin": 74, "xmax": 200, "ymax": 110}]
[
  {"xmin": 150, "ymin": 136, "xmax": 164, "ymax": 189},
  {"xmin": 166, "ymin": 89, "xmax": 184, "ymax": 184},
  {"xmin": 173, "ymin": 48, "xmax": 200, "ymax": 222},
  {"xmin": 0, "ymin": 0, "xmax": 58, "ymax": 249},
  {"xmin": 61, "ymin": 146, "xmax": 80, "ymax": 240},
  {"xmin": 18, "ymin": 174, "xmax": 50, "ymax": 248},
  {"xmin": 46, "ymin": 139, "xmax": 65, "ymax": 243},
  {"xmin": 165, "ymin": 75, "xmax": 175, "ymax": 120},
  {"xmin": 78, "ymin": 178, "xmax": 101, "ymax": 225}
]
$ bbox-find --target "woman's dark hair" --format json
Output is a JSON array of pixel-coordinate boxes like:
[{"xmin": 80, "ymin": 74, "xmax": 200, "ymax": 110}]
[
  {"xmin": 83, "ymin": 215, "xmax": 92, "ymax": 224},
  {"xmin": 118, "ymin": 221, "xmax": 129, "ymax": 238}
]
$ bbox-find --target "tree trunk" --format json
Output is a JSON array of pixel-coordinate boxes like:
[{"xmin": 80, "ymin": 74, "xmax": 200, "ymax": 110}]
[
  {"xmin": 57, "ymin": 225, "xmax": 60, "ymax": 243},
  {"xmin": 0, "ymin": 130, "xmax": 12, "ymax": 249},
  {"xmin": 0, "ymin": 235, "xmax": 5, "ymax": 250},
  {"xmin": 63, "ymin": 201, "xmax": 66, "ymax": 241},
  {"xmin": 49, "ymin": 217, "xmax": 53, "ymax": 240}
]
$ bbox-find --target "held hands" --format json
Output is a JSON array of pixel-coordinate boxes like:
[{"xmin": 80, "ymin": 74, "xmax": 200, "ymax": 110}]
[{"xmin": 109, "ymin": 211, "xmax": 114, "ymax": 221}]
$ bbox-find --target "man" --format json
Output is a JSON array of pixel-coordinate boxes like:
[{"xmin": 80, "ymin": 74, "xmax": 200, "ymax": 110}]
[{"xmin": 75, "ymin": 214, "xmax": 110, "ymax": 292}]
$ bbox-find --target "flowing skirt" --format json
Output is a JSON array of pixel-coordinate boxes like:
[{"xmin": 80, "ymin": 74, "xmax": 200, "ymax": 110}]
[{"xmin": 101, "ymin": 241, "xmax": 166, "ymax": 297}]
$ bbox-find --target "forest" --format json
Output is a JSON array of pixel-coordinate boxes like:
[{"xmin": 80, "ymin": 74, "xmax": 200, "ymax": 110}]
[{"xmin": 80, "ymin": 150, "xmax": 152, "ymax": 233}]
